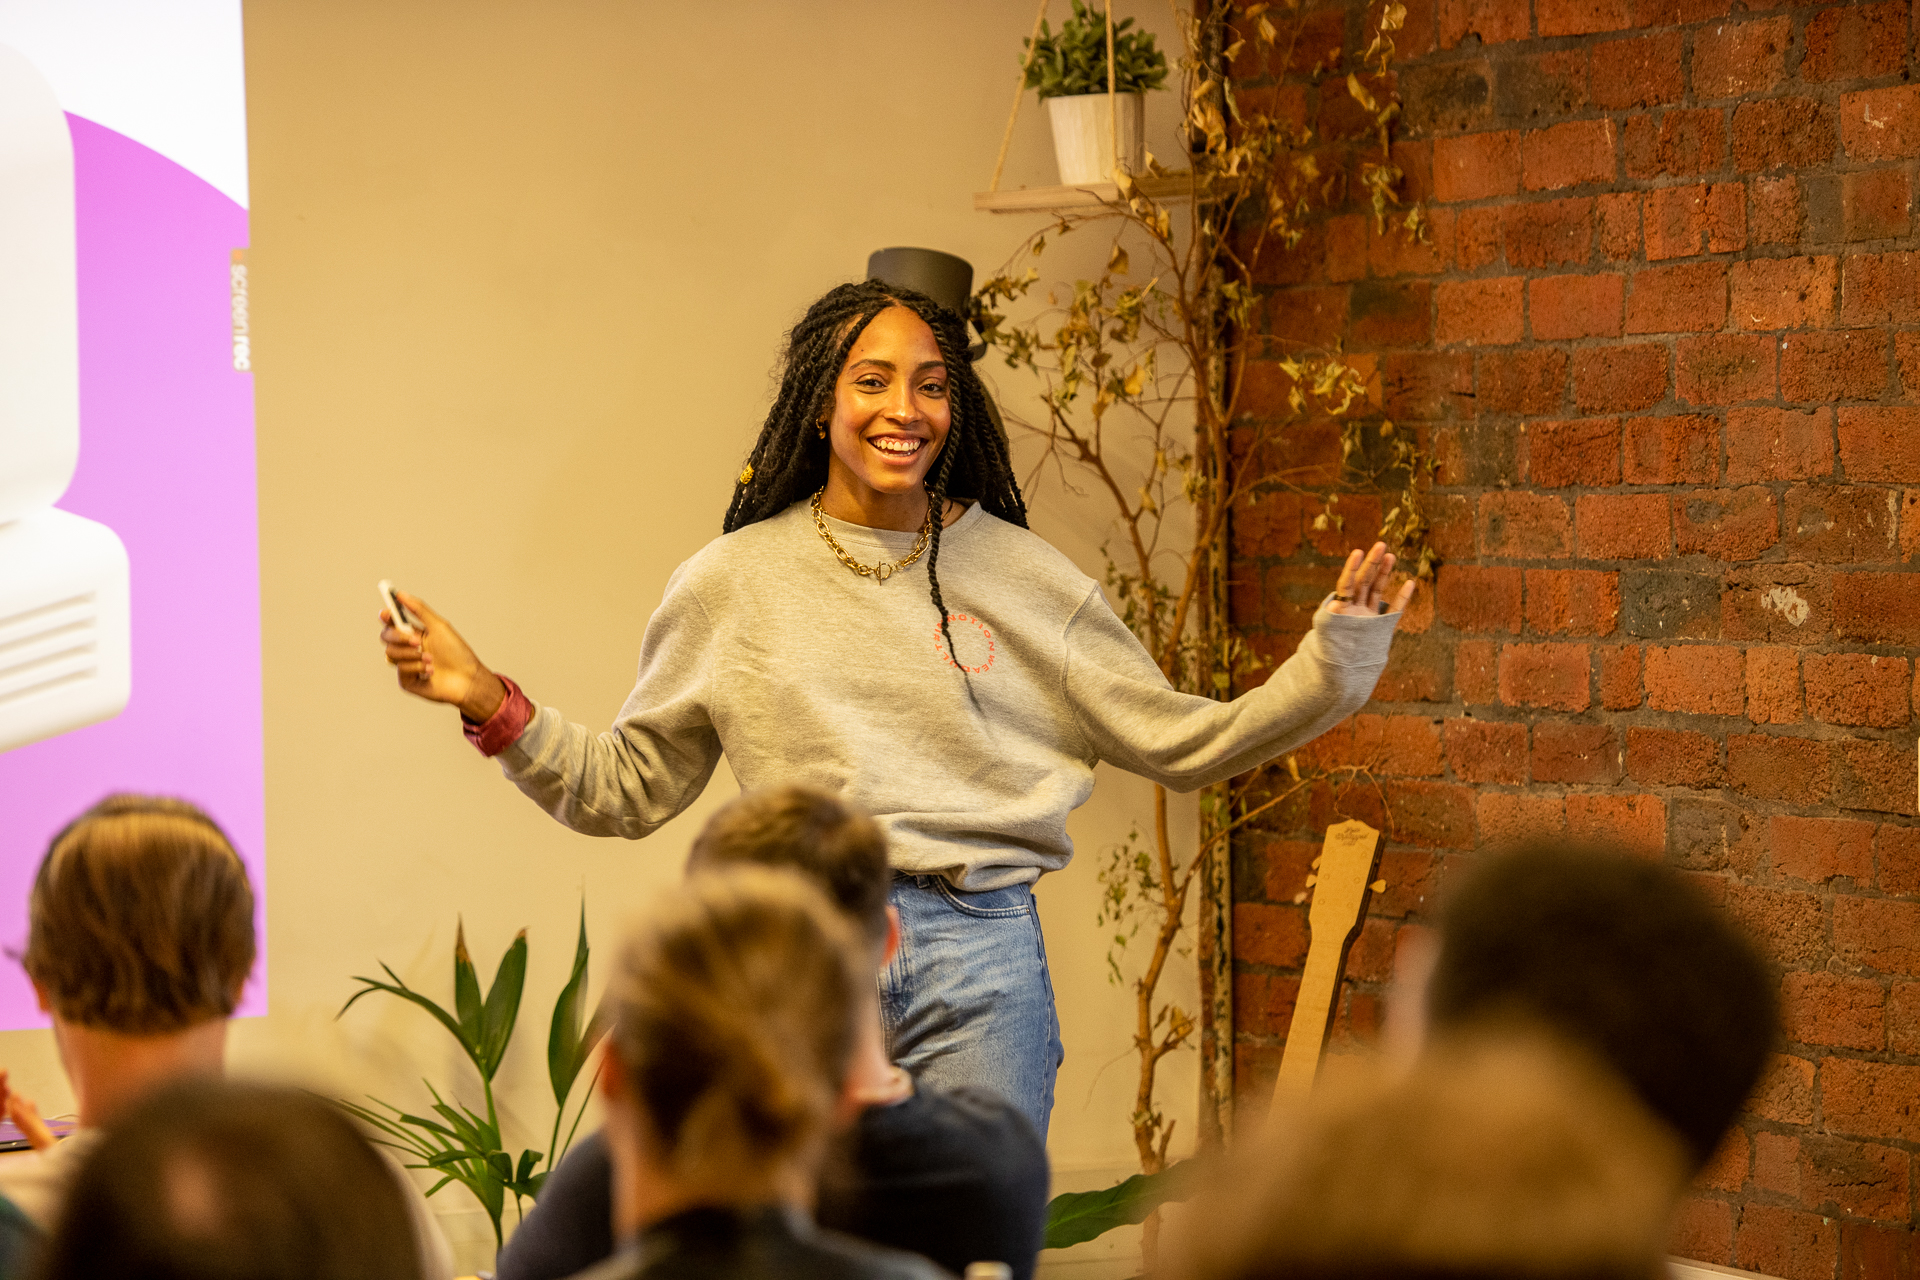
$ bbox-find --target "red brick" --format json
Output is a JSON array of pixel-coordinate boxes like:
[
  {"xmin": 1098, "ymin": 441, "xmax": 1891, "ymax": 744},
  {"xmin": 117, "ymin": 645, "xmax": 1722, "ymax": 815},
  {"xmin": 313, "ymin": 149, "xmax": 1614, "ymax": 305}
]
[
  {"xmin": 1623, "ymin": 414, "xmax": 1718, "ymax": 484},
  {"xmin": 1669, "ymin": 1198, "xmax": 1734, "ymax": 1267},
  {"xmin": 1444, "ymin": 717, "xmax": 1527, "ymax": 785},
  {"xmin": 1536, "ymin": 0, "xmax": 1628, "ymax": 38},
  {"xmin": 1437, "ymin": 0, "xmax": 1527, "ymax": 49},
  {"xmin": 1381, "ymin": 351, "xmax": 1475, "ymax": 422},
  {"xmin": 1732, "ymin": 98, "xmax": 1838, "ymax": 174},
  {"xmin": 1697, "ymin": 1129, "xmax": 1749, "ymax": 1194},
  {"xmin": 1905, "ymin": 489, "xmax": 1920, "ymax": 563},
  {"xmin": 1898, "ymin": 332, "xmax": 1920, "ymax": 397},
  {"xmin": 1522, "ymin": 120, "xmax": 1615, "ymax": 194},
  {"xmin": 1529, "ymin": 274, "xmax": 1623, "ymax": 342},
  {"xmin": 1883, "ymin": 823, "xmax": 1920, "ymax": 896},
  {"xmin": 1380, "ymin": 780, "xmax": 1477, "ymax": 850},
  {"xmin": 1476, "ymin": 791, "xmax": 1566, "ymax": 848},
  {"xmin": 1726, "ymin": 408, "xmax": 1834, "ymax": 484},
  {"xmin": 1736, "ymin": 1205, "xmax": 1838, "ymax": 1280},
  {"xmin": 1644, "ymin": 644, "xmax": 1744, "ymax": 715},
  {"xmin": 1233, "ymin": 902, "xmax": 1308, "ymax": 967},
  {"xmin": 1838, "ymin": 406, "xmax": 1920, "ymax": 482},
  {"xmin": 1781, "ymin": 970, "xmax": 1885, "ymax": 1050},
  {"xmin": 1891, "ymin": 981, "xmax": 1920, "ymax": 1053},
  {"xmin": 1268, "ymin": 286, "xmax": 1349, "ymax": 349},
  {"xmin": 1499, "ymin": 642, "xmax": 1591, "ymax": 712},
  {"xmin": 1503, "ymin": 197, "xmax": 1594, "ymax": 270},
  {"xmin": 1479, "ymin": 492, "xmax": 1571, "ymax": 560},
  {"xmin": 1590, "ymin": 32, "xmax": 1682, "ymax": 111},
  {"xmin": 1804, "ymin": 3, "xmax": 1907, "ymax": 83},
  {"xmin": 1454, "ymin": 206, "xmax": 1503, "ymax": 270},
  {"xmin": 1624, "ymin": 262, "xmax": 1726, "ymax": 336},
  {"xmin": 1674, "ymin": 487, "xmax": 1779, "ymax": 561},
  {"xmin": 1727, "ymin": 881, "xmax": 1829, "ymax": 967},
  {"xmin": 1436, "ymin": 277, "xmax": 1523, "ymax": 347},
  {"xmin": 1234, "ymin": 971, "xmax": 1299, "ymax": 1037},
  {"xmin": 1456, "ymin": 639, "xmax": 1498, "ymax": 705},
  {"xmin": 1600, "ymin": 643, "xmax": 1642, "ymax": 709},
  {"xmin": 1692, "ymin": 17, "xmax": 1789, "ymax": 101},
  {"xmin": 1622, "ymin": 108, "xmax": 1726, "ymax": 180},
  {"xmin": 1722, "ymin": 564, "xmax": 1834, "ymax": 645},
  {"xmin": 1752, "ymin": 1053, "xmax": 1818, "ymax": 1125},
  {"xmin": 1356, "ymin": 716, "xmax": 1446, "ymax": 778},
  {"xmin": 1806, "ymin": 651, "xmax": 1910, "ymax": 729},
  {"xmin": 1532, "ymin": 721, "xmax": 1621, "ymax": 785},
  {"xmin": 1350, "ymin": 280, "xmax": 1431, "ymax": 350},
  {"xmin": 1525, "ymin": 417, "xmax": 1619, "ymax": 488},
  {"xmin": 1524, "ymin": 568, "xmax": 1620, "ymax": 637},
  {"xmin": 1840, "ymin": 251, "xmax": 1920, "ymax": 326},
  {"xmin": 1780, "ymin": 331, "xmax": 1887, "ymax": 405},
  {"xmin": 1565, "ymin": 792, "xmax": 1664, "ymax": 856},
  {"xmin": 1751, "ymin": 175, "xmax": 1804, "ymax": 247},
  {"xmin": 1782, "ymin": 485, "xmax": 1898, "ymax": 564},
  {"xmin": 1626, "ymin": 725, "xmax": 1721, "ymax": 787},
  {"xmin": 1773, "ymin": 813, "xmax": 1877, "ymax": 886},
  {"xmin": 1571, "ymin": 343, "xmax": 1668, "ymax": 413},
  {"xmin": 1732, "ymin": 256, "xmax": 1839, "ymax": 332},
  {"xmin": 1677, "ymin": 333, "xmax": 1777, "ymax": 405},
  {"xmin": 1835, "ymin": 737, "xmax": 1919, "ymax": 816},
  {"xmin": 1822, "ymin": 1057, "xmax": 1920, "ymax": 1142},
  {"xmin": 1835, "ymin": 897, "xmax": 1920, "ymax": 978},
  {"xmin": 1728, "ymin": 734, "xmax": 1833, "ymax": 804},
  {"xmin": 1432, "ymin": 130, "xmax": 1520, "ymax": 205},
  {"xmin": 1842, "ymin": 168, "xmax": 1913, "ymax": 243},
  {"xmin": 1478, "ymin": 348, "xmax": 1567, "ymax": 415},
  {"xmin": 1842, "ymin": 85, "xmax": 1920, "ymax": 164},
  {"xmin": 1834, "ymin": 572, "xmax": 1920, "ymax": 644},
  {"xmin": 1254, "ymin": 837, "xmax": 1321, "ymax": 903},
  {"xmin": 1577, "ymin": 492, "xmax": 1671, "ymax": 560},
  {"xmin": 1643, "ymin": 182, "xmax": 1744, "ymax": 261},
  {"xmin": 1754, "ymin": 1130, "xmax": 1801, "ymax": 1198},
  {"xmin": 1435, "ymin": 564, "xmax": 1523, "ymax": 635},
  {"xmin": 1801, "ymin": 1137, "xmax": 1911, "ymax": 1225},
  {"xmin": 1747, "ymin": 646, "xmax": 1801, "ymax": 725},
  {"xmin": 1373, "ymin": 635, "xmax": 1452, "ymax": 704},
  {"xmin": 1596, "ymin": 191, "xmax": 1642, "ymax": 261}
]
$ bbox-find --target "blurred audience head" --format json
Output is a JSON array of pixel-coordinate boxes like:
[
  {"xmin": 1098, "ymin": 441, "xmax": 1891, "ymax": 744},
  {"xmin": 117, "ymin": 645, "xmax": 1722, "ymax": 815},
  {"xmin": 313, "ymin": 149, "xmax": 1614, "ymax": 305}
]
[
  {"xmin": 39, "ymin": 1078, "xmax": 419, "ymax": 1280},
  {"xmin": 24, "ymin": 794, "xmax": 255, "ymax": 1034},
  {"xmin": 688, "ymin": 786, "xmax": 891, "ymax": 956},
  {"xmin": 1424, "ymin": 841, "xmax": 1776, "ymax": 1170},
  {"xmin": 1172, "ymin": 1032, "xmax": 1685, "ymax": 1280},
  {"xmin": 602, "ymin": 866, "xmax": 866, "ymax": 1219}
]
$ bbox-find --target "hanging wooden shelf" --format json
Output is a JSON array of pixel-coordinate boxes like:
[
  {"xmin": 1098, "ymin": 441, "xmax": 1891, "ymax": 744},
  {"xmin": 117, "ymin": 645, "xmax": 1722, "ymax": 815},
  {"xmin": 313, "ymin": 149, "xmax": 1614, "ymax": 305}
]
[{"xmin": 973, "ymin": 171, "xmax": 1202, "ymax": 214}]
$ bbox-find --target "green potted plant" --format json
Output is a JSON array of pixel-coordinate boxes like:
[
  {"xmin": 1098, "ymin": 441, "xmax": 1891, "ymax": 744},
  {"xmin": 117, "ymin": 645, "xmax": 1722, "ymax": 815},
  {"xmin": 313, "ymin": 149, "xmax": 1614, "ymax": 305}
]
[{"xmin": 1022, "ymin": 0, "xmax": 1168, "ymax": 185}]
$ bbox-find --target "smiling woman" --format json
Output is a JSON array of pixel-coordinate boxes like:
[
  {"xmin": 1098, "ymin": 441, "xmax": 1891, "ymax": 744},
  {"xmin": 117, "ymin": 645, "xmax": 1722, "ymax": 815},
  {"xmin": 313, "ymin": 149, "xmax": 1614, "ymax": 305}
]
[{"xmin": 376, "ymin": 279, "xmax": 1414, "ymax": 1137}]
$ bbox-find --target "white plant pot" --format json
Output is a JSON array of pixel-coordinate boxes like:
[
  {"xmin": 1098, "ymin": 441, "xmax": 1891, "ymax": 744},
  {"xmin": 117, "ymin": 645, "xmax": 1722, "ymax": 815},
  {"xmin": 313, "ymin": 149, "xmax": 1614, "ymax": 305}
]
[{"xmin": 1046, "ymin": 92, "xmax": 1144, "ymax": 186}]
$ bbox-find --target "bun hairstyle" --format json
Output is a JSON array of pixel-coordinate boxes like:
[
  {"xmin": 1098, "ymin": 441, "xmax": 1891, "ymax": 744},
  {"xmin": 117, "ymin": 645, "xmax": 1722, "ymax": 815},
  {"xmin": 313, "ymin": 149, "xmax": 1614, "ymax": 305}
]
[
  {"xmin": 24, "ymin": 794, "xmax": 255, "ymax": 1034},
  {"xmin": 610, "ymin": 867, "xmax": 865, "ymax": 1196}
]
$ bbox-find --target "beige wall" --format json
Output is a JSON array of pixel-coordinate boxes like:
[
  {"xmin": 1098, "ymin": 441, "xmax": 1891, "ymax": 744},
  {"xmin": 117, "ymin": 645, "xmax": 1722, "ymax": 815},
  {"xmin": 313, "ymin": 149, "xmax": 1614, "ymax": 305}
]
[{"xmin": 0, "ymin": 1, "xmax": 1198, "ymax": 1266}]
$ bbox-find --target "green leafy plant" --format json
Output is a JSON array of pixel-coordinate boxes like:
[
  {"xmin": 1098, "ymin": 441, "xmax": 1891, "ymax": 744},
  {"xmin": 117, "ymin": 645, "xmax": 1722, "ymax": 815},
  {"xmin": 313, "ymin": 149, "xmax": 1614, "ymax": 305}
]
[
  {"xmin": 337, "ymin": 907, "xmax": 608, "ymax": 1249},
  {"xmin": 1023, "ymin": 0, "xmax": 1169, "ymax": 100},
  {"xmin": 1044, "ymin": 1160, "xmax": 1197, "ymax": 1250}
]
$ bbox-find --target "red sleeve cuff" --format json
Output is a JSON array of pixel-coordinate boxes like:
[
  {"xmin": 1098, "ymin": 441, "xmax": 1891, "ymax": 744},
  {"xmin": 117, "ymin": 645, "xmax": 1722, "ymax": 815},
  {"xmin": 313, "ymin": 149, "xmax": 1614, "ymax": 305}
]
[{"xmin": 463, "ymin": 674, "xmax": 533, "ymax": 758}]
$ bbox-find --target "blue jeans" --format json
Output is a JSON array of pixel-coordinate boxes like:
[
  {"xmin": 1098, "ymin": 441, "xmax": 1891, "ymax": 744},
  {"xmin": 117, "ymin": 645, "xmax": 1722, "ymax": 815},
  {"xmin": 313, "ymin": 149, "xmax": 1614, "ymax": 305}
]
[{"xmin": 881, "ymin": 874, "xmax": 1064, "ymax": 1139}]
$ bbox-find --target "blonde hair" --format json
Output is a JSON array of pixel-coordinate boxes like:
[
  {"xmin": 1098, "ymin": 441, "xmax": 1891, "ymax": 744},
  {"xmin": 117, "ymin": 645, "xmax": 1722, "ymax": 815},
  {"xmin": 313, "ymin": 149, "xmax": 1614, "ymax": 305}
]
[
  {"xmin": 610, "ymin": 867, "xmax": 864, "ymax": 1195},
  {"xmin": 24, "ymin": 795, "xmax": 255, "ymax": 1034}
]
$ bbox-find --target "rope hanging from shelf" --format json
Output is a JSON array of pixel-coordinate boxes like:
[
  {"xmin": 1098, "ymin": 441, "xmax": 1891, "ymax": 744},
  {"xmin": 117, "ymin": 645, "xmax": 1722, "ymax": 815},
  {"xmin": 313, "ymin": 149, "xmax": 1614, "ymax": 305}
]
[{"xmin": 989, "ymin": 0, "xmax": 1052, "ymax": 192}]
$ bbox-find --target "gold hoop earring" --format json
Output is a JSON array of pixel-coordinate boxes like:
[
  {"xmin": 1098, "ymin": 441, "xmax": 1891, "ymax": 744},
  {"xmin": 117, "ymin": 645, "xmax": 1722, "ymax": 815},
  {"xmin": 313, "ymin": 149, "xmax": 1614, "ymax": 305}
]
[{"xmin": 816, "ymin": 420, "xmax": 828, "ymax": 440}]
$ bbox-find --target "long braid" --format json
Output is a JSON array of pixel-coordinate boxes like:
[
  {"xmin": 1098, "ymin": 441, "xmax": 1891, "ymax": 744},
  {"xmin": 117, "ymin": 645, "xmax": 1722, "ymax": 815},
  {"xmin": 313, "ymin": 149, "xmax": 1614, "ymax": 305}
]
[{"xmin": 726, "ymin": 280, "xmax": 1030, "ymax": 670}]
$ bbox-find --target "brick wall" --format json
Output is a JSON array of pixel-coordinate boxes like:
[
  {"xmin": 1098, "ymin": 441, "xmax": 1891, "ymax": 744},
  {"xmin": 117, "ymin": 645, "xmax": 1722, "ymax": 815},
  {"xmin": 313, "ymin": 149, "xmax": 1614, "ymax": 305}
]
[{"xmin": 1230, "ymin": 2, "xmax": 1919, "ymax": 1274}]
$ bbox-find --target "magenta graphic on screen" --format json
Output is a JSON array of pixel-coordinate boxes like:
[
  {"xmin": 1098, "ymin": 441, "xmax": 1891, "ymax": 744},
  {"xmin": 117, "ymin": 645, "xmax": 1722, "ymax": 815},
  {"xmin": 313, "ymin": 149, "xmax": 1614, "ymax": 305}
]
[{"xmin": 0, "ymin": 114, "xmax": 265, "ymax": 1027}]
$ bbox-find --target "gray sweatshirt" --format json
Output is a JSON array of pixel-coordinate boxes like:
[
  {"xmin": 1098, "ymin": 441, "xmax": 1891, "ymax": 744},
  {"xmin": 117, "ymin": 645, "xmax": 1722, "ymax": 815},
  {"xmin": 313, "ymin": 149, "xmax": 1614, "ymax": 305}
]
[{"xmin": 500, "ymin": 501, "xmax": 1399, "ymax": 889}]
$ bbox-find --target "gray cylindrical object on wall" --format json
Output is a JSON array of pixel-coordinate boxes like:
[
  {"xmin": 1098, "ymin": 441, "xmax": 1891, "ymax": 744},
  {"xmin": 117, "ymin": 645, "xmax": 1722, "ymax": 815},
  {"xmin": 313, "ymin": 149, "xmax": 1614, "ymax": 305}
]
[{"xmin": 866, "ymin": 246, "xmax": 974, "ymax": 322}]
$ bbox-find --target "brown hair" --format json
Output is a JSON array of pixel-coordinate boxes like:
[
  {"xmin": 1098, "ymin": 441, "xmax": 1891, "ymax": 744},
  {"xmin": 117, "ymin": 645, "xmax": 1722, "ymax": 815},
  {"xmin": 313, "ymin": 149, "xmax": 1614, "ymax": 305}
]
[
  {"xmin": 611, "ymin": 867, "xmax": 864, "ymax": 1198},
  {"xmin": 687, "ymin": 786, "xmax": 891, "ymax": 952},
  {"xmin": 23, "ymin": 794, "xmax": 255, "ymax": 1034},
  {"xmin": 40, "ymin": 1078, "xmax": 418, "ymax": 1280}
]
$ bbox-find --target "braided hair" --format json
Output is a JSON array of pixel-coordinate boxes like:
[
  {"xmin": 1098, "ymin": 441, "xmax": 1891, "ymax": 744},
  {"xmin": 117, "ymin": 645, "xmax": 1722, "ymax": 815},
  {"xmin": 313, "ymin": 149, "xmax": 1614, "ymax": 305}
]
[{"xmin": 726, "ymin": 280, "xmax": 1028, "ymax": 663}]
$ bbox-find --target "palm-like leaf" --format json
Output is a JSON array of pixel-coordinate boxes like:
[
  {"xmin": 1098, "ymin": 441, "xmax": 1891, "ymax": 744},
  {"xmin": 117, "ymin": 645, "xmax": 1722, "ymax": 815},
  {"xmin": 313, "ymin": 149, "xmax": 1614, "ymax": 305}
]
[
  {"xmin": 476, "ymin": 930, "xmax": 527, "ymax": 1081},
  {"xmin": 453, "ymin": 920, "xmax": 484, "ymax": 1047},
  {"xmin": 547, "ymin": 906, "xmax": 609, "ymax": 1106},
  {"xmin": 339, "ymin": 963, "xmax": 486, "ymax": 1078}
]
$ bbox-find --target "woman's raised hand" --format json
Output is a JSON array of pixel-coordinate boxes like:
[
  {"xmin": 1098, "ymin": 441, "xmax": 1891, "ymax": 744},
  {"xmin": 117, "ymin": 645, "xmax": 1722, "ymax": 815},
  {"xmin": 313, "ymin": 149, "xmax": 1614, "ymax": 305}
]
[
  {"xmin": 379, "ymin": 591, "xmax": 509, "ymax": 722},
  {"xmin": 1330, "ymin": 542, "xmax": 1417, "ymax": 617}
]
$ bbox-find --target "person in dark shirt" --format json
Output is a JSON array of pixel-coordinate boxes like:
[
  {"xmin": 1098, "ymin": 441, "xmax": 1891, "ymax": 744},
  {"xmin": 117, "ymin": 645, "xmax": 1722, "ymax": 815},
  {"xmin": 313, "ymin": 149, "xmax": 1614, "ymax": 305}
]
[
  {"xmin": 567, "ymin": 868, "xmax": 944, "ymax": 1280},
  {"xmin": 499, "ymin": 787, "xmax": 1049, "ymax": 1280}
]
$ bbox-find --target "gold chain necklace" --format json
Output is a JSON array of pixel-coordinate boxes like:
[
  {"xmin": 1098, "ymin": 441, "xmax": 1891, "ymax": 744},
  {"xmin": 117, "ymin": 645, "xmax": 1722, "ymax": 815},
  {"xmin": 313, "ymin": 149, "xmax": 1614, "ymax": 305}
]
[{"xmin": 810, "ymin": 488, "xmax": 932, "ymax": 583}]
